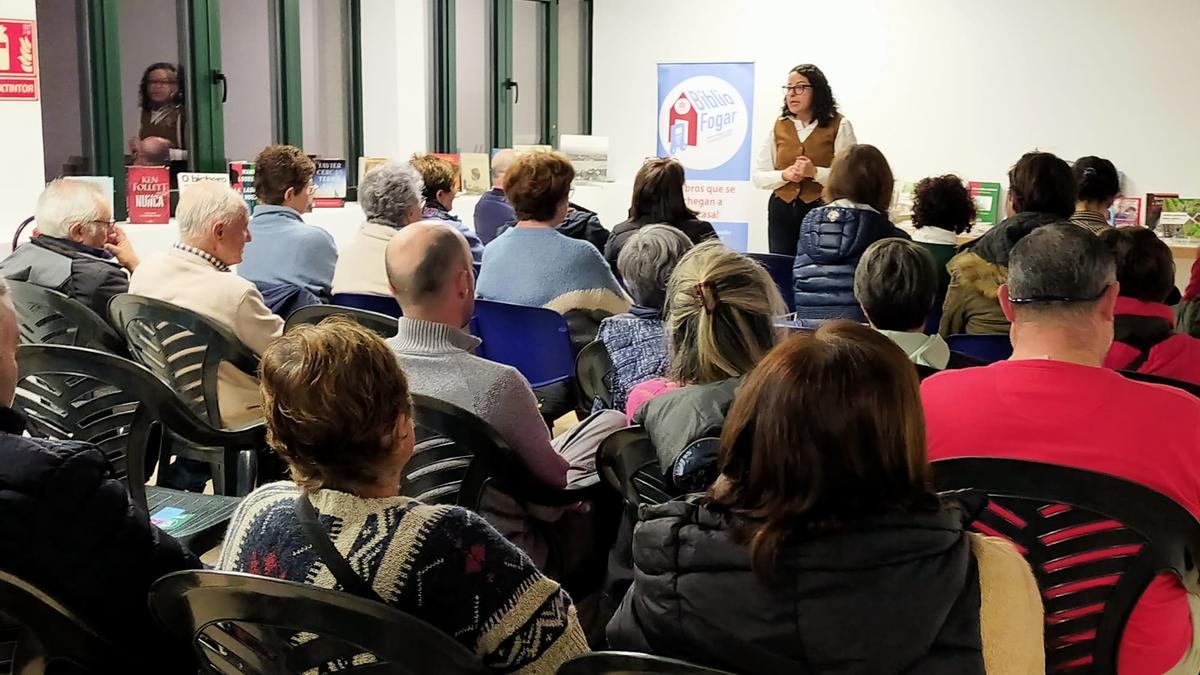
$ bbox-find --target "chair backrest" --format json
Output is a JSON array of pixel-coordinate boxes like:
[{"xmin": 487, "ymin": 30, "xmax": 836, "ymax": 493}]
[
  {"xmin": 10, "ymin": 215, "xmax": 33, "ymax": 252},
  {"xmin": 0, "ymin": 569, "xmax": 116, "ymax": 674},
  {"xmin": 945, "ymin": 333, "xmax": 1013, "ymax": 363},
  {"xmin": 672, "ymin": 436, "xmax": 720, "ymax": 493},
  {"xmin": 284, "ymin": 303, "xmax": 398, "ymax": 339},
  {"xmin": 149, "ymin": 570, "xmax": 485, "ymax": 675},
  {"xmin": 933, "ymin": 457, "xmax": 1200, "ymax": 674},
  {"xmin": 596, "ymin": 426, "xmax": 673, "ymax": 510},
  {"xmin": 557, "ymin": 651, "xmax": 734, "ymax": 675},
  {"xmin": 12, "ymin": 343, "xmax": 258, "ymax": 509},
  {"xmin": 472, "ymin": 299, "xmax": 575, "ymax": 388},
  {"xmin": 747, "ymin": 252, "xmax": 796, "ymax": 313},
  {"xmin": 575, "ymin": 340, "xmax": 614, "ymax": 408},
  {"xmin": 108, "ymin": 294, "xmax": 260, "ymax": 427},
  {"xmin": 7, "ymin": 280, "xmax": 126, "ymax": 353},
  {"xmin": 402, "ymin": 394, "xmax": 513, "ymax": 509},
  {"xmin": 330, "ymin": 292, "xmax": 403, "ymax": 318},
  {"xmin": 1118, "ymin": 369, "xmax": 1200, "ymax": 398}
]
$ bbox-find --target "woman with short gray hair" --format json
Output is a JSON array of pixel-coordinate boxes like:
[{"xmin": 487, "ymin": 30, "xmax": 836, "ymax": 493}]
[
  {"xmin": 591, "ymin": 224, "xmax": 694, "ymax": 412},
  {"xmin": 332, "ymin": 162, "xmax": 425, "ymax": 296}
]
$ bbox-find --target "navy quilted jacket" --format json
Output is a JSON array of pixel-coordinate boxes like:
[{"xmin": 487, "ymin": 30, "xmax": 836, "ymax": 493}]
[{"xmin": 792, "ymin": 203, "xmax": 909, "ymax": 327}]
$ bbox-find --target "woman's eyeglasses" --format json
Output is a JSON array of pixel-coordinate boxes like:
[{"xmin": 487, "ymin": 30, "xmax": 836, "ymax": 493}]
[{"xmin": 782, "ymin": 85, "xmax": 813, "ymax": 95}]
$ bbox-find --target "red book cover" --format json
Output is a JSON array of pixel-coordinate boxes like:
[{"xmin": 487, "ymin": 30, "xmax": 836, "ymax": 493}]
[{"xmin": 126, "ymin": 166, "xmax": 170, "ymax": 224}]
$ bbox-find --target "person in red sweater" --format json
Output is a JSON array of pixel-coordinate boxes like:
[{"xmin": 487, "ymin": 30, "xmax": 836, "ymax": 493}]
[
  {"xmin": 922, "ymin": 224, "xmax": 1200, "ymax": 675},
  {"xmin": 1099, "ymin": 227, "xmax": 1200, "ymax": 385}
]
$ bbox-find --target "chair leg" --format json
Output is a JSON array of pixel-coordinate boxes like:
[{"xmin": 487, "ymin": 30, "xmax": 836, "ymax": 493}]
[{"xmin": 236, "ymin": 448, "xmax": 258, "ymax": 496}]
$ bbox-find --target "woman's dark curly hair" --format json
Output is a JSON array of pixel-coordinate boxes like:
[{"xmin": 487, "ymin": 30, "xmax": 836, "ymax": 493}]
[
  {"xmin": 138, "ymin": 62, "xmax": 184, "ymax": 110},
  {"xmin": 781, "ymin": 64, "xmax": 839, "ymax": 127},
  {"xmin": 911, "ymin": 175, "xmax": 976, "ymax": 235}
]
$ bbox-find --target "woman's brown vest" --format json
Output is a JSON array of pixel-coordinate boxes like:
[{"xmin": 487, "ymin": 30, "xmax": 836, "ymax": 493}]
[{"xmin": 773, "ymin": 113, "xmax": 842, "ymax": 204}]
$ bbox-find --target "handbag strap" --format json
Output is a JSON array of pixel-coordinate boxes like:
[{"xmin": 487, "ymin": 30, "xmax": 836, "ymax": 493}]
[{"xmin": 293, "ymin": 492, "xmax": 386, "ymax": 604}]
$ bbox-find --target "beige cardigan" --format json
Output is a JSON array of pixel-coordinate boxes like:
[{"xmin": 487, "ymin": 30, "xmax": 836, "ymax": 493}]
[
  {"xmin": 331, "ymin": 222, "xmax": 400, "ymax": 297},
  {"xmin": 972, "ymin": 533, "xmax": 1046, "ymax": 674},
  {"xmin": 128, "ymin": 247, "xmax": 283, "ymax": 428}
]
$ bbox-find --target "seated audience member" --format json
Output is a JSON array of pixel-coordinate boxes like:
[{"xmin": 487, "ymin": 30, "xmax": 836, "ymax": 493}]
[
  {"xmin": 627, "ymin": 241, "xmax": 784, "ymax": 483},
  {"xmin": 1069, "ymin": 155, "xmax": 1119, "ymax": 235},
  {"xmin": 610, "ymin": 323, "xmax": 1044, "ymax": 674},
  {"xmin": 941, "ymin": 151, "xmax": 1075, "ymax": 336},
  {"xmin": 596, "ymin": 224, "xmax": 694, "ymax": 412},
  {"xmin": 854, "ymin": 238, "xmax": 979, "ymax": 372},
  {"xmin": 909, "ymin": 175, "xmax": 976, "ymax": 309},
  {"xmin": 1100, "ymin": 228, "xmax": 1200, "ymax": 384},
  {"xmin": 129, "ymin": 181, "xmax": 282, "ymax": 427},
  {"xmin": 220, "ymin": 318, "xmax": 588, "ymax": 671},
  {"xmin": 473, "ymin": 148, "xmax": 518, "ymax": 245},
  {"xmin": 0, "ymin": 279, "xmax": 201, "ymax": 672},
  {"xmin": 0, "ymin": 179, "xmax": 139, "ymax": 317},
  {"xmin": 496, "ymin": 200, "xmax": 611, "ymax": 253},
  {"xmin": 238, "ymin": 145, "xmax": 337, "ymax": 304},
  {"xmin": 1179, "ymin": 257, "xmax": 1200, "ymax": 338},
  {"xmin": 409, "ymin": 153, "xmax": 484, "ymax": 262},
  {"xmin": 605, "ymin": 158, "xmax": 717, "ymax": 273},
  {"xmin": 385, "ymin": 222, "xmax": 625, "ymax": 571},
  {"xmin": 332, "ymin": 161, "xmax": 424, "ymax": 297},
  {"xmin": 923, "ymin": 224, "xmax": 1200, "ymax": 675},
  {"xmin": 791, "ymin": 144, "xmax": 909, "ymax": 327},
  {"xmin": 132, "ymin": 135, "xmax": 172, "ymax": 166},
  {"xmin": 477, "ymin": 151, "xmax": 629, "ymax": 317}
]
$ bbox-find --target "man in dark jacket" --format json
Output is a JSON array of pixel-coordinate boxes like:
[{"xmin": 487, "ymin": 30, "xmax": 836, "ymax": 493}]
[
  {"xmin": 0, "ymin": 179, "xmax": 139, "ymax": 318},
  {"xmin": 496, "ymin": 202, "xmax": 610, "ymax": 253},
  {"xmin": 0, "ymin": 278, "xmax": 200, "ymax": 670},
  {"xmin": 473, "ymin": 149, "xmax": 518, "ymax": 245}
]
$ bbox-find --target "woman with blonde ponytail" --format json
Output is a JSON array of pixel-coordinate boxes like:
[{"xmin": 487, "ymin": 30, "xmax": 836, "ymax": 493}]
[{"xmin": 624, "ymin": 240, "xmax": 786, "ymax": 486}]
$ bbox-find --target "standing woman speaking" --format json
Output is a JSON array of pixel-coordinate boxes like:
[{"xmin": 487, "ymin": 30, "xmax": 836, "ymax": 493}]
[{"xmin": 753, "ymin": 64, "xmax": 856, "ymax": 254}]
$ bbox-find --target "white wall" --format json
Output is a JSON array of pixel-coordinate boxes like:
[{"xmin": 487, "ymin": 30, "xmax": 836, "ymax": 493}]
[
  {"xmin": 360, "ymin": 0, "xmax": 430, "ymax": 159},
  {"xmin": 0, "ymin": 0, "xmax": 44, "ymax": 235},
  {"xmin": 593, "ymin": 0, "xmax": 1200, "ymax": 252}
]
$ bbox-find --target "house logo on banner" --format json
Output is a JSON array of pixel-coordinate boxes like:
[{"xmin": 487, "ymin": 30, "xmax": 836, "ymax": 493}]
[
  {"xmin": 658, "ymin": 74, "xmax": 750, "ymax": 177},
  {"xmin": 657, "ymin": 62, "xmax": 755, "ymax": 251}
]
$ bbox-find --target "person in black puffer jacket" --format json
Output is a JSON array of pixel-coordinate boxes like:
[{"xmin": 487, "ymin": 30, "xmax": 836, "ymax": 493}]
[
  {"xmin": 608, "ymin": 322, "xmax": 1044, "ymax": 675},
  {"xmin": 792, "ymin": 144, "xmax": 908, "ymax": 327}
]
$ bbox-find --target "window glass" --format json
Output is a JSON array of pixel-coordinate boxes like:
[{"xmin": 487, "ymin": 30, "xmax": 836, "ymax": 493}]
[
  {"xmin": 299, "ymin": 0, "xmax": 349, "ymax": 158},
  {"xmin": 219, "ymin": 0, "xmax": 275, "ymax": 163},
  {"xmin": 455, "ymin": 0, "xmax": 491, "ymax": 153},
  {"xmin": 37, "ymin": 0, "xmax": 92, "ymax": 180},
  {"xmin": 511, "ymin": 0, "xmax": 546, "ymax": 146},
  {"xmin": 556, "ymin": 0, "xmax": 588, "ymax": 137}
]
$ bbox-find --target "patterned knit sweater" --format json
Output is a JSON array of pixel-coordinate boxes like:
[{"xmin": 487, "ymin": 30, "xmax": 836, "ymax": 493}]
[{"xmin": 218, "ymin": 482, "xmax": 589, "ymax": 673}]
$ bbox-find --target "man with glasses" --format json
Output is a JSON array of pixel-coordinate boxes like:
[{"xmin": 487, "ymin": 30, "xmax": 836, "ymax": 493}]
[
  {"xmin": 0, "ymin": 178, "xmax": 139, "ymax": 317},
  {"xmin": 922, "ymin": 224, "xmax": 1200, "ymax": 675}
]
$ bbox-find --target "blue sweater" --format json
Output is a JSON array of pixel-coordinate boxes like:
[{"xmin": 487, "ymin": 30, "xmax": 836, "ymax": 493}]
[
  {"xmin": 238, "ymin": 205, "xmax": 338, "ymax": 298},
  {"xmin": 476, "ymin": 226, "xmax": 629, "ymax": 315}
]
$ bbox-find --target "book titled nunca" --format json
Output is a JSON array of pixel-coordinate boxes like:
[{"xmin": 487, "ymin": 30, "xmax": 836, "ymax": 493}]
[{"xmin": 126, "ymin": 166, "xmax": 170, "ymax": 224}]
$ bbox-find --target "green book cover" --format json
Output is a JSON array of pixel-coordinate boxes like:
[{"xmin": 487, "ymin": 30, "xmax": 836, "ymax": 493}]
[
  {"xmin": 1158, "ymin": 198, "xmax": 1200, "ymax": 238},
  {"xmin": 969, "ymin": 181, "xmax": 1002, "ymax": 227}
]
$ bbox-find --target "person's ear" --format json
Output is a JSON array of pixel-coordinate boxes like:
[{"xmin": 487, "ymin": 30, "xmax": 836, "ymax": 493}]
[
  {"xmin": 67, "ymin": 222, "xmax": 85, "ymax": 240},
  {"xmin": 1098, "ymin": 282, "xmax": 1120, "ymax": 322},
  {"xmin": 998, "ymin": 283, "xmax": 1016, "ymax": 322},
  {"xmin": 283, "ymin": 186, "xmax": 296, "ymax": 203}
]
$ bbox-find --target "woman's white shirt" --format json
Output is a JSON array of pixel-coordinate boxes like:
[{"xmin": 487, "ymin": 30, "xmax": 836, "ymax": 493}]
[{"xmin": 751, "ymin": 116, "xmax": 856, "ymax": 191}]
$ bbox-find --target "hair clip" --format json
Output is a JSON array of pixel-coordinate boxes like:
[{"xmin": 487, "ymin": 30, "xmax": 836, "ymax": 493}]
[
  {"xmin": 1082, "ymin": 167, "xmax": 1097, "ymax": 176},
  {"xmin": 693, "ymin": 282, "xmax": 720, "ymax": 314}
]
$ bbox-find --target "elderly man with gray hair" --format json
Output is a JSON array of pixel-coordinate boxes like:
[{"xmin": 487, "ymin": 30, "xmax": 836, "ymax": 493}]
[
  {"xmin": 332, "ymin": 161, "xmax": 426, "ymax": 297},
  {"xmin": 922, "ymin": 223, "xmax": 1200, "ymax": 674},
  {"xmin": 0, "ymin": 178, "xmax": 139, "ymax": 317},
  {"xmin": 129, "ymin": 181, "xmax": 283, "ymax": 428},
  {"xmin": 593, "ymin": 224, "xmax": 694, "ymax": 411},
  {"xmin": 473, "ymin": 148, "xmax": 518, "ymax": 245}
]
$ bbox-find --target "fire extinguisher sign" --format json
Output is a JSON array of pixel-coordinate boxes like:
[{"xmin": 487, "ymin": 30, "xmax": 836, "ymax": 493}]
[{"xmin": 0, "ymin": 18, "xmax": 37, "ymax": 101}]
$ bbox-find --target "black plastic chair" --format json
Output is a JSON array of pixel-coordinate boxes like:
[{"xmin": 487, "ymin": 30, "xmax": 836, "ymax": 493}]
[
  {"xmin": 596, "ymin": 426, "xmax": 673, "ymax": 511},
  {"xmin": 149, "ymin": 570, "xmax": 486, "ymax": 675},
  {"xmin": 671, "ymin": 436, "xmax": 720, "ymax": 493},
  {"xmin": 0, "ymin": 569, "xmax": 117, "ymax": 675},
  {"xmin": 10, "ymin": 216, "xmax": 33, "ymax": 253},
  {"xmin": 575, "ymin": 340, "xmax": 614, "ymax": 409},
  {"xmin": 330, "ymin": 292, "xmax": 403, "ymax": 318},
  {"xmin": 7, "ymin": 280, "xmax": 126, "ymax": 354},
  {"xmin": 1118, "ymin": 369, "xmax": 1200, "ymax": 398},
  {"xmin": 13, "ymin": 344, "xmax": 254, "ymax": 552},
  {"xmin": 746, "ymin": 252, "xmax": 796, "ymax": 313},
  {"xmin": 284, "ymin": 303, "xmax": 398, "ymax": 339},
  {"xmin": 945, "ymin": 333, "xmax": 1012, "ymax": 363},
  {"xmin": 404, "ymin": 395, "xmax": 596, "ymax": 510},
  {"xmin": 933, "ymin": 457, "xmax": 1200, "ymax": 674},
  {"xmin": 108, "ymin": 294, "xmax": 261, "ymax": 431},
  {"xmin": 557, "ymin": 651, "xmax": 734, "ymax": 674}
]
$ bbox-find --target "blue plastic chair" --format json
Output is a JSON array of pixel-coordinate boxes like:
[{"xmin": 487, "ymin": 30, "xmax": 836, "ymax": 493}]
[
  {"xmin": 471, "ymin": 299, "xmax": 575, "ymax": 388},
  {"xmin": 747, "ymin": 252, "xmax": 796, "ymax": 312},
  {"xmin": 945, "ymin": 333, "xmax": 1012, "ymax": 363},
  {"xmin": 330, "ymin": 292, "xmax": 403, "ymax": 318}
]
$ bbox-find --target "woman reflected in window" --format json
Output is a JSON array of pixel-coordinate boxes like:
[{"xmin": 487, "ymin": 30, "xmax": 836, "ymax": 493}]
[{"xmin": 129, "ymin": 62, "xmax": 187, "ymax": 163}]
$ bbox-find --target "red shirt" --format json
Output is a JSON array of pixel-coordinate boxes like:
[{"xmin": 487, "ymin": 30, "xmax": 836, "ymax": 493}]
[
  {"xmin": 1104, "ymin": 297, "xmax": 1200, "ymax": 386},
  {"xmin": 922, "ymin": 359, "xmax": 1200, "ymax": 675}
]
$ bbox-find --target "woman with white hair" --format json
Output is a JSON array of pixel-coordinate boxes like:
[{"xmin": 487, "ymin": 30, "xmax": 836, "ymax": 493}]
[
  {"xmin": 0, "ymin": 178, "xmax": 139, "ymax": 317},
  {"xmin": 332, "ymin": 162, "xmax": 426, "ymax": 297}
]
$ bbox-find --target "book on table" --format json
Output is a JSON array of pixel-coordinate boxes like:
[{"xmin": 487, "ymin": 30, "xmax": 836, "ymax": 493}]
[
  {"xmin": 126, "ymin": 166, "xmax": 170, "ymax": 224},
  {"xmin": 228, "ymin": 161, "xmax": 257, "ymax": 210},
  {"xmin": 313, "ymin": 158, "xmax": 348, "ymax": 208}
]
